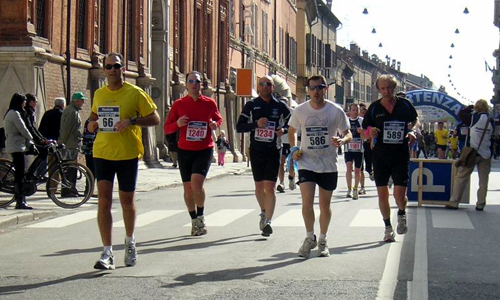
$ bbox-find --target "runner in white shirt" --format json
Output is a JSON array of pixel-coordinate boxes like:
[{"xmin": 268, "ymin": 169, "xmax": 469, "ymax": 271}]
[{"xmin": 288, "ymin": 74, "xmax": 351, "ymax": 258}]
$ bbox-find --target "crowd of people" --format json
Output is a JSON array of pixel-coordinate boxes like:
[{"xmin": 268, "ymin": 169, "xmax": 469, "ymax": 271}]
[{"xmin": 3, "ymin": 64, "xmax": 496, "ymax": 269}]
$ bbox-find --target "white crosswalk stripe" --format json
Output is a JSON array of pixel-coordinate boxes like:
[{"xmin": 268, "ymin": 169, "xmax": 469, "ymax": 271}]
[
  {"xmin": 114, "ymin": 210, "xmax": 184, "ymax": 228},
  {"xmin": 350, "ymin": 209, "xmax": 398, "ymax": 227},
  {"xmin": 272, "ymin": 208, "xmax": 320, "ymax": 227},
  {"xmin": 23, "ymin": 207, "xmax": 477, "ymax": 230},
  {"xmin": 27, "ymin": 211, "xmax": 97, "ymax": 228},
  {"xmin": 183, "ymin": 209, "xmax": 255, "ymax": 227}
]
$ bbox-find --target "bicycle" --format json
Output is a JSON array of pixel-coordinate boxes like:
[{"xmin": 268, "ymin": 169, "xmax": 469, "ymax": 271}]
[{"xmin": 0, "ymin": 143, "xmax": 95, "ymax": 209}]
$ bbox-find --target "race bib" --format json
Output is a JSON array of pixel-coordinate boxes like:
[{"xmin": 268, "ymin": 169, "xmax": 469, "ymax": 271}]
[
  {"xmin": 255, "ymin": 121, "xmax": 276, "ymax": 142},
  {"xmin": 305, "ymin": 126, "xmax": 329, "ymax": 150},
  {"xmin": 460, "ymin": 126, "xmax": 468, "ymax": 135},
  {"xmin": 186, "ymin": 121, "xmax": 208, "ymax": 141},
  {"xmin": 98, "ymin": 106, "xmax": 120, "ymax": 132},
  {"xmin": 347, "ymin": 138, "xmax": 362, "ymax": 152},
  {"xmin": 383, "ymin": 121, "xmax": 405, "ymax": 144}
]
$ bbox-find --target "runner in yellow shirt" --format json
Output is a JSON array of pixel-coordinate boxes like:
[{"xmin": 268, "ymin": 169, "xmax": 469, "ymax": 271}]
[{"xmin": 434, "ymin": 122, "xmax": 448, "ymax": 159}]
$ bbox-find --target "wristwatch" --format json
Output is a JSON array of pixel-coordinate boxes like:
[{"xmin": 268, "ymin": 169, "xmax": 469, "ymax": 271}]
[{"xmin": 130, "ymin": 117, "xmax": 137, "ymax": 125}]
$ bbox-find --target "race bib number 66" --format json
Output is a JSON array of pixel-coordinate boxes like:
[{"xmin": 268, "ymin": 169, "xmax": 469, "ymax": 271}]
[{"xmin": 98, "ymin": 106, "xmax": 120, "ymax": 132}]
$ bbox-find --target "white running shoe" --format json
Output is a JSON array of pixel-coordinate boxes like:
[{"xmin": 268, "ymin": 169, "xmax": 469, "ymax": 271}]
[
  {"xmin": 196, "ymin": 215, "xmax": 207, "ymax": 236},
  {"xmin": 259, "ymin": 212, "xmax": 266, "ymax": 231},
  {"xmin": 352, "ymin": 189, "xmax": 359, "ymax": 200},
  {"xmin": 277, "ymin": 184, "xmax": 285, "ymax": 193},
  {"xmin": 346, "ymin": 189, "xmax": 352, "ymax": 198},
  {"xmin": 358, "ymin": 187, "xmax": 366, "ymax": 195},
  {"xmin": 317, "ymin": 240, "xmax": 330, "ymax": 257},
  {"xmin": 288, "ymin": 176, "xmax": 296, "ymax": 190},
  {"xmin": 94, "ymin": 249, "xmax": 115, "ymax": 270},
  {"xmin": 124, "ymin": 239, "xmax": 137, "ymax": 267},
  {"xmin": 384, "ymin": 226, "xmax": 395, "ymax": 243},
  {"xmin": 369, "ymin": 172, "xmax": 374, "ymax": 181},
  {"xmin": 298, "ymin": 236, "xmax": 318, "ymax": 258},
  {"xmin": 397, "ymin": 214, "xmax": 408, "ymax": 234}
]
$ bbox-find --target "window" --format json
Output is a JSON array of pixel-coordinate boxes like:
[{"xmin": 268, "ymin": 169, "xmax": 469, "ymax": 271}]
[
  {"xmin": 99, "ymin": 0, "xmax": 107, "ymax": 53},
  {"xmin": 35, "ymin": 0, "xmax": 46, "ymax": 38},
  {"xmin": 261, "ymin": 11, "xmax": 268, "ymax": 53},
  {"xmin": 77, "ymin": 0, "xmax": 87, "ymax": 49},
  {"xmin": 127, "ymin": 0, "xmax": 134, "ymax": 61},
  {"xmin": 252, "ymin": 4, "xmax": 258, "ymax": 47},
  {"xmin": 366, "ymin": 85, "xmax": 372, "ymax": 102}
]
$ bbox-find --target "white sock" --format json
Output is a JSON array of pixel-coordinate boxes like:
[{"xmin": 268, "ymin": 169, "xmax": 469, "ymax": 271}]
[
  {"xmin": 319, "ymin": 233, "xmax": 327, "ymax": 241},
  {"xmin": 265, "ymin": 219, "xmax": 272, "ymax": 224},
  {"xmin": 104, "ymin": 246, "xmax": 113, "ymax": 253},
  {"xmin": 306, "ymin": 231, "xmax": 315, "ymax": 240}
]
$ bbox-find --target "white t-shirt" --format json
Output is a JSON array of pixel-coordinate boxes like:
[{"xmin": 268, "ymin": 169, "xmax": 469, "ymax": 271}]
[{"xmin": 288, "ymin": 100, "xmax": 350, "ymax": 173}]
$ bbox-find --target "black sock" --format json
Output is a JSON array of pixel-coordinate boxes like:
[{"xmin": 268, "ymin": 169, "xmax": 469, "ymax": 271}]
[
  {"xmin": 398, "ymin": 209, "xmax": 406, "ymax": 216},
  {"xmin": 189, "ymin": 210, "xmax": 197, "ymax": 219},
  {"xmin": 384, "ymin": 218, "xmax": 391, "ymax": 227},
  {"xmin": 196, "ymin": 206, "xmax": 204, "ymax": 216}
]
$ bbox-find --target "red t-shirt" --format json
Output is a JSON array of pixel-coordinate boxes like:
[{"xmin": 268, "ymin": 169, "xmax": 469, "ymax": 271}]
[{"xmin": 164, "ymin": 94, "xmax": 223, "ymax": 151}]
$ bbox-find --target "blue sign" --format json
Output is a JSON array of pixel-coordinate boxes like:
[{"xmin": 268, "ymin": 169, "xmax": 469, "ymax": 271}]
[
  {"xmin": 406, "ymin": 90, "xmax": 465, "ymax": 123},
  {"xmin": 407, "ymin": 161, "xmax": 452, "ymax": 202}
]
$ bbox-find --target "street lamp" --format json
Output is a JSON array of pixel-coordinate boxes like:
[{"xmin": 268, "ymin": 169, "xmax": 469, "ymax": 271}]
[
  {"xmin": 463, "ymin": 7, "xmax": 469, "ymax": 14},
  {"xmin": 362, "ymin": 8, "xmax": 368, "ymax": 14}
]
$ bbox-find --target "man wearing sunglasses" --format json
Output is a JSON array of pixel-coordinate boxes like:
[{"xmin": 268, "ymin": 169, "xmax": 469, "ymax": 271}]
[
  {"xmin": 88, "ymin": 52, "xmax": 160, "ymax": 270},
  {"xmin": 362, "ymin": 74, "xmax": 418, "ymax": 243},
  {"xmin": 288, "ymin": 74, "xmax": 351, "ymax": 258},
  {"xmin": 164, "ymin": 71, "xmax": 223, "ymax": 237},
  {"xmin": 236, "ymin": 75, "xmax": 291, "ymax": 237}
]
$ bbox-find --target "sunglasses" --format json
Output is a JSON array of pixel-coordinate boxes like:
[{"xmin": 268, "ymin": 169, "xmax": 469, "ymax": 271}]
[
  {"xmin": 188, "ymin": 79, "xmax": 202, "ymax": 84},
  {"xmin": 258, "ymin": 82, "xmax": 273, "ymax": 87},
  {"xmin": 307, "ymin": 84, "xmax": 326, "ymax": 91},
  {"xmin": 104, "ymin": 63, "xmax": 122, "ymax": 70}
]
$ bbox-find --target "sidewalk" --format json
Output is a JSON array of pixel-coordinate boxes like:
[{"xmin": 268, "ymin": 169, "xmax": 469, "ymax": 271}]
[{"xmin": 0, "ymin": 160, "xmax": 251, "ymax": 230}]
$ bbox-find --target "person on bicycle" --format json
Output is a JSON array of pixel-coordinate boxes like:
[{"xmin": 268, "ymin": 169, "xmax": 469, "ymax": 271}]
[
  {"xmin": 4, "ymin": 93, "xmax": 35, "ymax": 209},
  {"xmin": 25, "ymin": 94, "xmax": 52, "ymax": 180}
]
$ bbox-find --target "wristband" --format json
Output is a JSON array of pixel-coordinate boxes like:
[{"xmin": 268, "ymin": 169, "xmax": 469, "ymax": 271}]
[{"xmin": 290, "ymin": 146, "xmax": 300, "ymax": 156}]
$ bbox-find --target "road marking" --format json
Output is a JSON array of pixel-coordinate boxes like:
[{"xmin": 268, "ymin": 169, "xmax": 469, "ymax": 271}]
[
  {"xmin": 376, "ymin": 230, "xmax": 405, "ymax": 299},
  {"xmin": 115, "ymin": 210, "xmax": 184, "ymax": 228},
  {"xmin": 431, "ymin": 209, "xmax": 474, "ymax": 229},
  {"xmin": 183, "ymin": 209, "xmax": 255, "ymax": 227},
  {"xmin": 350, "ymin": 209, "xmax": 397, "ymax": 227},
  {"xmin": 272, "ymin": 208, "xmax": 320, "ymax": 227},
  {"xmin": 410, "ymin": 207, "xmax": 429, "ymax": 300},
  {"xmin": 27, "ymin": 211, "xmax": 96, "ymax": 228}
]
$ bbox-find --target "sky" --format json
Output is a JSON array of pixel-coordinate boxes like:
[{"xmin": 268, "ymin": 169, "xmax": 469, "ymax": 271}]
[{"xmin": 330, "ymin": 0, "xmax": 499, "ymax": 105}]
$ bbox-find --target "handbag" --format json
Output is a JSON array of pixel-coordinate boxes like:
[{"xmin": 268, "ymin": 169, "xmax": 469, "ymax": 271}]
[{"xmin": 454, "ymin": 117, "xmax": 488, "ymax": 168}]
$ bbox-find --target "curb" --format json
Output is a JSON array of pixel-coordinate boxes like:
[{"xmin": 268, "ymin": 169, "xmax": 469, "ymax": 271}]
[{"xmin": 0, "ymin": 210, "xmax": 57, "ymax": 230}]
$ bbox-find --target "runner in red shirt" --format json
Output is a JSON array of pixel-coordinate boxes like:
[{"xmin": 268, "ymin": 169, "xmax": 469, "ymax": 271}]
[{"xmin": 164, "ymin": 71, "xmax": 223, "ymax": 236}]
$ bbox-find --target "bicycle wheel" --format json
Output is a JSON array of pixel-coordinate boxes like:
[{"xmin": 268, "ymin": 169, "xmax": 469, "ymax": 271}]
[
  {"xmin": 0, "ymin": 159, "xmax": 16, "ymax": 208},
  {"xmin": 46, "ymin": 161, "xmax": 94, "ymax": 208}
]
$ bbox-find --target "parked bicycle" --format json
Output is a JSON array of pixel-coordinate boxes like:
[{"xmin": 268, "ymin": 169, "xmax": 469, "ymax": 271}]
[{"xmin": 0, "ymin": 143, "xmax": 94, "ymax": 208}]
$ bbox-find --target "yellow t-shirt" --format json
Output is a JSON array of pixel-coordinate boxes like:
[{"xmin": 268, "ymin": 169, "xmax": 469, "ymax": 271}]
[
  {"xmin": 92, "ymin": 82, "xmax": 157, "ymax": 160},
  {"xmin": 449, "ymin": 136, "xmax": 458, "ymax": 150},
  {"xmin": 434, "ymin": 129, "xmax": 449, "ymax": 146}
]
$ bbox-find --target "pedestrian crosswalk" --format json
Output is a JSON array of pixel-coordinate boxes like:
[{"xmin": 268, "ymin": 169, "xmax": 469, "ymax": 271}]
[{"xmin": 25, "ymin": 207, "xmax": 477, "ymax": 230}]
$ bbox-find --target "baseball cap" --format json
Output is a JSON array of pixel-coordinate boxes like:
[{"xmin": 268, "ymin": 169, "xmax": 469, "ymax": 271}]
[{"xmin": 72, "ymin": 91, "xmax": 88, "ymax": 101}]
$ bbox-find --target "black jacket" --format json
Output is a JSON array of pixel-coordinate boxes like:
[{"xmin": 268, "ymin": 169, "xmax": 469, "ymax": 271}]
[{"xmin": 39, "ymin": 106, "xmax": 64, "ymax": 140}]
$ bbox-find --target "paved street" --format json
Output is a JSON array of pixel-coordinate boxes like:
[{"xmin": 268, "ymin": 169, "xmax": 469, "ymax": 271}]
[{"xmin": 1, "ymin": 158, "xmax": 500, "ymax": 299}]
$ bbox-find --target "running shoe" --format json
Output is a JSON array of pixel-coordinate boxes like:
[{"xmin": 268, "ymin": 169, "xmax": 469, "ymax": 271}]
[
  {"xmin": 262, "ymin": 221, "xmax": 273, "ymax": 237},
  {"xmin": 259, "ymin": 212, "xmax": 266, "ymax": 231},
  {"xmin": 288, "ymin": 175, "xmax": 296, "ymax": 190},
  {"xmin": 124, "ymin": 239, "xmax": 137, "ymax": 267},
  {"xmin": 298, "ymin": 235, "xmax": 317, "ymax": 258},
  {"xmin": 277, "ymin": 184, "xmax": 285, "ymax": 193},
  {"xmin": 317, "ymin": 239, "xmax": 330, "ymax": 257},
  {"xmin": 352, "ymin": 189, "xmax": 359, "ymax": 200},
  {"xmin": 397, "ymin": 214, "xmax": 408, "ymax": 234},
  {"xmin": 384, "ymin": 226, "xmax": 395, "ymax": 243},
  {"xmin": 369, "ymin": 172, "xmax": 374, "ymax": 181},
  {"xmin": 388, "ymin": 177, "xmax": 394, "ymax": 188},
  {"xmin": 346, "ymin": 189, "xmax": 352, "ymax": 198},
  {"xmin": 94, "ymin": 250, "xmax": 115, "ymax": 270},
  {"xmin": 358, "ymin": 187, "xmax": 366, "ymax": 195},
  {"xmin": 196, "ymin": 215, "xmax": 207, "ymax": 236}
]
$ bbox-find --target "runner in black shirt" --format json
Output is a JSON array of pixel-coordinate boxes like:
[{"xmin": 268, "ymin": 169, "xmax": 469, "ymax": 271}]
[
  {"xmin": 236, "ymin": 75, "xmax": 291, "ymax": 237},
  {"xmin": 362, "ymin": 74, "xmax": 418, "ymax": 242}
]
